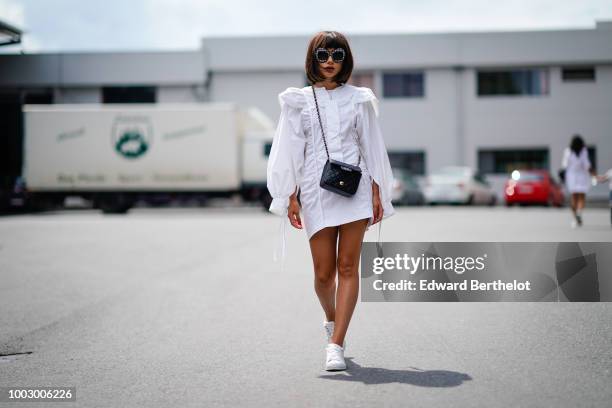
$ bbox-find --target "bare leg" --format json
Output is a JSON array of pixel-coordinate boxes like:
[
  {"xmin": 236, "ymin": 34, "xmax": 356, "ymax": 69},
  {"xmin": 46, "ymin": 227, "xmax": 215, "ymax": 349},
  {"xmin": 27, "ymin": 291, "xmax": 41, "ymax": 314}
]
[
  {"xmin": 576, "ymin": 193, "xmax": 586, "ymax": 212},
  {"xmin": 331, "ymin": 218, "xmax": 369, "ymax": 348},
  {"xmin": 576, "ymin": 193, "xmax": 586, "ymax": 225},
  {"xmin": 570, "ymin": 193, "xmax": 578, "ymax": 220},
  {"xmin": 309, "ymin": 226, "xmax": 339, "ymax": 323}
]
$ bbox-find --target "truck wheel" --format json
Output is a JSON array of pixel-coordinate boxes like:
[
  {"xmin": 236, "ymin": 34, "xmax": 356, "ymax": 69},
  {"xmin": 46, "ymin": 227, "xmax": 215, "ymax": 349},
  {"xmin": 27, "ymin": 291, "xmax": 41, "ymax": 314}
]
[
  {"xmin": 95, "ymin": 194, "xmax": 133, "ymax": 214},
  {"xmin": 100, "ymin": 203, "xmax": 131, "ymax": 214},
  {"xmin": 27, "ymin": 194, "xmax": 61, "ymax": 212}
]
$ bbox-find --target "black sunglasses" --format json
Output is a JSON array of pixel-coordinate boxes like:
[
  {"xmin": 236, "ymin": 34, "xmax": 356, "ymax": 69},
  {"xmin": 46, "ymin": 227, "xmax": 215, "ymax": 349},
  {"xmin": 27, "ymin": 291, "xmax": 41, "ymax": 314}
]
[{"xmin": 314, "ymin": 47, "xmax": 346, "ymax": 64}]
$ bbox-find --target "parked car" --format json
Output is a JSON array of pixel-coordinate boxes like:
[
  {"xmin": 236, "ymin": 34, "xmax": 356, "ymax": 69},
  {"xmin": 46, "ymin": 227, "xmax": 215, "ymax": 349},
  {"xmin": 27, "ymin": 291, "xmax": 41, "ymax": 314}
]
[
  {"xmin": 391, "ymin": 168, "xmax": 425, "ymax": 205},
  {"xmin": 423, "ymin": 166, "xmax": 497, "ymax": 205},
  {"xmin": 504, "ymin": 169, "xmax": 565, "ymax": 207}
]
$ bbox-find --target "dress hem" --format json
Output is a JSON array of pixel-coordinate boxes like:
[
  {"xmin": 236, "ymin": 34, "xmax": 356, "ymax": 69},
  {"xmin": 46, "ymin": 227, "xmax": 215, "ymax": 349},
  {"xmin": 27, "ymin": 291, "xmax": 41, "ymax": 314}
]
[{"xmin": 307, "ymin": 211, "xmax": 373, "ymax": 241}]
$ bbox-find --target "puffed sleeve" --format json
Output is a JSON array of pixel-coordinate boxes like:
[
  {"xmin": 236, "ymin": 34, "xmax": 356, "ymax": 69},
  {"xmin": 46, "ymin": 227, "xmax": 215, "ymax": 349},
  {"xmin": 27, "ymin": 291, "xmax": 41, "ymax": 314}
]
[
  {"xmin": 266, "ymin": 87, "xmax": 307, "ymax": 216},
  {"xmin": 561, "ymin": 147, "xmax": 569, "ymax": 169},
  {"xmin": 354, "ymin": 87, "xmax": 396, "ymax": 221}
]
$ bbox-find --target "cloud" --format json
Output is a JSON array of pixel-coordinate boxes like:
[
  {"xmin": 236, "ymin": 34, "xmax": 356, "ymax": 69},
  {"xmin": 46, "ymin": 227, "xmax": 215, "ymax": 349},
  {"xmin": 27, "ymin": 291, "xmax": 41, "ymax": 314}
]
[
  {"xmin": 0, "ymin": 0, "xmax": 610, "ymax": 53},
  {"xmin": 0, "ymin": 0, "xmax": 24, "ymax": 26}
]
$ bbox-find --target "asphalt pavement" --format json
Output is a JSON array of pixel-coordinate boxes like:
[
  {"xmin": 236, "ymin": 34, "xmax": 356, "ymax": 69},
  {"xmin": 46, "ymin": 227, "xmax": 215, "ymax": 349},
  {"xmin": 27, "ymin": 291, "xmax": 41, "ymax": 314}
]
[{"xmin": 0, "ymin": 205, "xmax": 611, "ymax": 407}]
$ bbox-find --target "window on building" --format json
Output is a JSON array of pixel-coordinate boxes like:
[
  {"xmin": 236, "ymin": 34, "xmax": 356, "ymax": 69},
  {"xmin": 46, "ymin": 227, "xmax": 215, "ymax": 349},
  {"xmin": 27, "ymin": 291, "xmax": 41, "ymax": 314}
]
[
  {"xmin": 478, "ymin": 148, "xmax": 549, "ymax": 174},
  {"xmin": 562, "ymin": 66, "xmax": 596, "ymax": 82},
  {"xmin": 477, "ymin": 69, "xmax": 549, "ymax": 96},
  {"xmin": 382, "ymin": 72, "xmax": 424, "ymax": 98},
  {"xmin": 24, "ymin": 89, "xmax": 54, "ymax": 104},
  {"xmin": 348, "ymin": 72, "xmax": 375, "ymax": 90},
  {"xmin": 102, "ymin": 86, "xmax": 157, "ymax": 103},
  {"xmin": 388, "ymin": 151, "xmax": 426, "ymax": 175}
]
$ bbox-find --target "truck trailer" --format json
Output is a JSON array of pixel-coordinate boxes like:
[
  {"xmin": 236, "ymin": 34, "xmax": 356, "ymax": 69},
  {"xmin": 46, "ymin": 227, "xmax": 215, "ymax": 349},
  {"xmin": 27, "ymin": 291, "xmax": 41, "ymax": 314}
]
[{"xmin": 20, "ymin": 103, "xmax": 274, "ymax": 213}]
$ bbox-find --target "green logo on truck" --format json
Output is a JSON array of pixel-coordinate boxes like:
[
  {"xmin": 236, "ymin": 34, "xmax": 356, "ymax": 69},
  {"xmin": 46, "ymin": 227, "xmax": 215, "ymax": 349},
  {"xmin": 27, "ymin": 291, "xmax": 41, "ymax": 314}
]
[{"xmin": 111, "ymin": 116, "xmax": 153, "ymax": 159}]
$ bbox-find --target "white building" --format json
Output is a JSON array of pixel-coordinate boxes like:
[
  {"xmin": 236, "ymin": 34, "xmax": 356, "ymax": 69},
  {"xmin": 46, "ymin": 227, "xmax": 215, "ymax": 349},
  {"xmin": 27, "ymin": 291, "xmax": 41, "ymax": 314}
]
[{"xmin": 1, "ymin": 20, "xmax": 611, "ymax": 200}]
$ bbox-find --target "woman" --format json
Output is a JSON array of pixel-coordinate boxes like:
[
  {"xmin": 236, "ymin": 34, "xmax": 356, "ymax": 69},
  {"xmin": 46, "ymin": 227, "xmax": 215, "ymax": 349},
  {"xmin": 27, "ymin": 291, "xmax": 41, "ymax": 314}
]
[
  {"xmin": 561, "ymin": 134, "xmax": 596, "ymax": 227},
  {"xmin": 266, "ymin": 30, "xmax": 396, "ymax": 371},
  {"xmin": 595, "ymin": 167, "xmax": 612, "ymax": 227}
]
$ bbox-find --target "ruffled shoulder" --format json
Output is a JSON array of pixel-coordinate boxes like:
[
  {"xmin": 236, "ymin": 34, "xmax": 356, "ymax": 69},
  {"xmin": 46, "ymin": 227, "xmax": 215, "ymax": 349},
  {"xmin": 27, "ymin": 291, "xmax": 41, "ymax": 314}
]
[
  {"xmin": 352, "ymin": 86, "xmax": 380, "ymax": 117},
  {"xmin": 278, "ymin": 87, "xmax": 307, "ymax": 110}
]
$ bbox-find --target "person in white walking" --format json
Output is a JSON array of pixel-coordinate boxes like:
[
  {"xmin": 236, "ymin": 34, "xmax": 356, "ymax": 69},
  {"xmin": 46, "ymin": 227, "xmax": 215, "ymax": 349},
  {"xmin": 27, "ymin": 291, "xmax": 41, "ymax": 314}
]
[
  {"xmin": 561, "ymin": 134, "xmax": 596, "ymax": 227},
  {"xmin": 266, "ymin": 30, "xmax": 396, "ymax": 371},
  {"xmin": 595, "ymin": 167, "xmax": 612, "ymax": 227}
]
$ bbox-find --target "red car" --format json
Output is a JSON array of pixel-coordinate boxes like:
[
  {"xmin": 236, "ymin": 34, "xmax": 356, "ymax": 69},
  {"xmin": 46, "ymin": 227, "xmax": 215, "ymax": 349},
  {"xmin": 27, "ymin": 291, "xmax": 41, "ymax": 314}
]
[{"xmin": 504, "ymin": 170, "xmax": 565, "ymax": 207}]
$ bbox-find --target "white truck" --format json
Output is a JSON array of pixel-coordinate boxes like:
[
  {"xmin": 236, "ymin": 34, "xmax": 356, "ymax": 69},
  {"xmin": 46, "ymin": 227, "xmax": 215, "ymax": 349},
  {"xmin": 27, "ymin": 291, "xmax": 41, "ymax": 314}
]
[{"xmin": 22, "ymin": 103, "xmax": 275, "ymax": 213}]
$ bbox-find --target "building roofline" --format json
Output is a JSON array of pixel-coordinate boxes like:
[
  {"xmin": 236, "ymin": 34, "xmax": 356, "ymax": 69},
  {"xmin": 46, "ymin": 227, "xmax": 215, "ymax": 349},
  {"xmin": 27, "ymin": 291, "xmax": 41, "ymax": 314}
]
[
  {"xmin": 200, "ymin": 20, "xmax": 612, "ymax": 41},
  {"xmin": 0, "ymin": 19, "xmax": 22, "ymax": 46}
]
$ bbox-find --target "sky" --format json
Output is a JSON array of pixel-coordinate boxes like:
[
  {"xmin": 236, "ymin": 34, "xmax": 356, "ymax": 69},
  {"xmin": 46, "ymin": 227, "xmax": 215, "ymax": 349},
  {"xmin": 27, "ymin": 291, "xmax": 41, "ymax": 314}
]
[{"xmin": 1, "ymin": 0, "xmax": 611, "ymax": 53}]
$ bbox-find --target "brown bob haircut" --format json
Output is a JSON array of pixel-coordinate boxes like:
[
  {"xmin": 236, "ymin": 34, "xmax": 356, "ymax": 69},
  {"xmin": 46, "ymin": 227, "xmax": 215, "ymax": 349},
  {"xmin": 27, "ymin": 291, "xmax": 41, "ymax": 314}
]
[{"xmin": 305, "ymin": 31, "xmax": 354, "ymax": 85}]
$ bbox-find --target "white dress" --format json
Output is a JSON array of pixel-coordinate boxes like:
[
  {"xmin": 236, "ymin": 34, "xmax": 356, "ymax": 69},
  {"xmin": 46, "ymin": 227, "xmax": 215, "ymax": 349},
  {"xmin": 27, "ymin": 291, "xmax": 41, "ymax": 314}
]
[
  {"xmin": 562, "ymin": 146, "xmax": 592, "ymax": 193},
  {"xmin": 266, "ymin": 83, "xmax": 396, "ymax": 269}
]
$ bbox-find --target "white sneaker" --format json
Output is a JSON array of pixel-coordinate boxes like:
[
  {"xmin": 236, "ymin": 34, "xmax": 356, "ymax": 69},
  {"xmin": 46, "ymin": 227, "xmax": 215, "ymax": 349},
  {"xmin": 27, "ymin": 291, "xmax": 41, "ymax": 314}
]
[
  {"xmin": 323, "ymin": 320, "xmax": 346, "ymax": 349},
  {"xmin": 325, "ymin": 343, "xmax": 346, "ymax": 371}
]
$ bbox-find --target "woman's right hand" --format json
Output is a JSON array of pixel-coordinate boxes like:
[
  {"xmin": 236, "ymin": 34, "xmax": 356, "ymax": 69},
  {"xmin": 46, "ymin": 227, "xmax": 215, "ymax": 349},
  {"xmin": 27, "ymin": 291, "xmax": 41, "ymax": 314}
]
[
  {"xmin": 288, "ymin": 196, "xmax": 303, "ymax": 229},
  {"xmin": 371, "ymin": 181, "xmax": 383, "ymax": 225}
]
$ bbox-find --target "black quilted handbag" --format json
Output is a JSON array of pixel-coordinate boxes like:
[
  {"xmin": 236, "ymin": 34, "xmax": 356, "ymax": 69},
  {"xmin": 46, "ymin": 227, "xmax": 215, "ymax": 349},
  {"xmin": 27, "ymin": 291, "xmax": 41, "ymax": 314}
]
[
  {"xmin": 312, "ymin": 85, "xmax": 362, "ymax": 197},
  {"xmin": 558, "ymin": 168, "xmax": 566, "ymax": 183}
]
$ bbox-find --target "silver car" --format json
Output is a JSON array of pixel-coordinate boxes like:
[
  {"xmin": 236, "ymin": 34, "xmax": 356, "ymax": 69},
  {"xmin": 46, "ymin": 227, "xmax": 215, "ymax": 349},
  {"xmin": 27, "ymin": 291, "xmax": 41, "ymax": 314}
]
[{"xmin": 423, "ymin": 166, "xmax": 497, "ymax": 205}]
